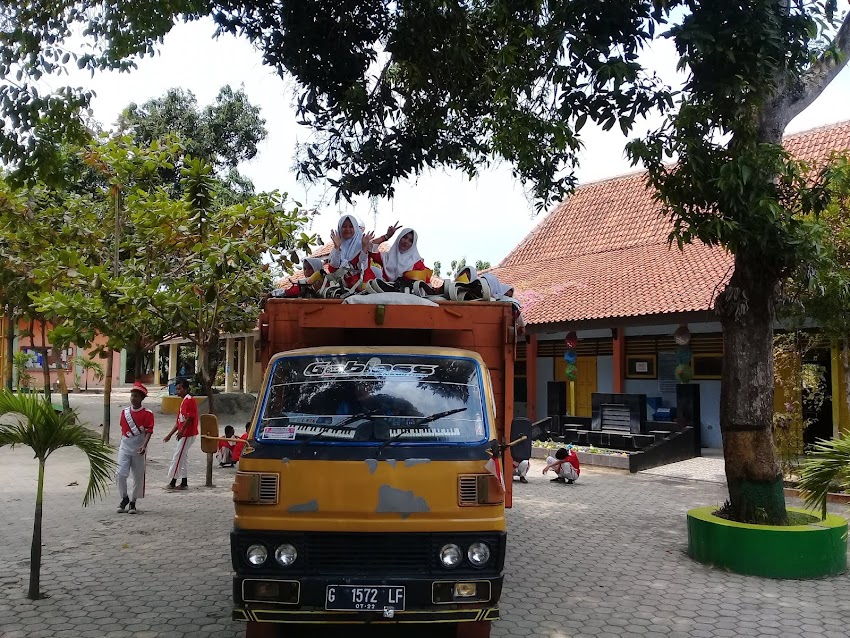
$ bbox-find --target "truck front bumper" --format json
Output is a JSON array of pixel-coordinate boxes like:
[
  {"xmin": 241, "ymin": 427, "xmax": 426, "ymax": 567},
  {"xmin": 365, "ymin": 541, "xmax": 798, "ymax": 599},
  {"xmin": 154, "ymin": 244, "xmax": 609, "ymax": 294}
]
[{"xmin": 232, "ymin": 575, "xmax": 501, "ymax": 624}]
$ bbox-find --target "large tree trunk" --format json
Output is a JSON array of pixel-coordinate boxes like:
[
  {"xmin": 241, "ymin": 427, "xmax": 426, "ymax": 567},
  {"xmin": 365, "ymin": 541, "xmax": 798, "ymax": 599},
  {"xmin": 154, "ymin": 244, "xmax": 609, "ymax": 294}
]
[
  {"xmin": 52, "ymin": 346, "xmax": 71, "ymax": 412},
  {"xmin": 27, "ymin": 459, "xmax": 45, "ymax": 600},
  {"xmin": 717, "ymin": 252, "xmax": 787, "ymax": 524},
  {"xmin": 102, "ymin": 350, "xmax": 113, "ymax": 443}
]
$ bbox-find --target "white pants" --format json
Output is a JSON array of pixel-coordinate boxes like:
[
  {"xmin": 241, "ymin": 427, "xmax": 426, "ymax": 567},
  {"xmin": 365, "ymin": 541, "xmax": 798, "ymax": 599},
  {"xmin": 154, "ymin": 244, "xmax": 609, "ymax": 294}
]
[
  {"xmin": 546, "ymin": 455, "xmax": 579, "ymax": 481},
  {"xmin": 117, "ymin": 448, "xmax": 146, "ymax": 501},
  {"xmin": 513, "ymin": 459, "xmax": 529, "ymax": 478},
  {"xmin": 217, "ymin": 446, "xmax": 233, "ymax": 465},
  {"xmin": 167, "ymin": 435, "xmax": 196, "ymax": 481}
]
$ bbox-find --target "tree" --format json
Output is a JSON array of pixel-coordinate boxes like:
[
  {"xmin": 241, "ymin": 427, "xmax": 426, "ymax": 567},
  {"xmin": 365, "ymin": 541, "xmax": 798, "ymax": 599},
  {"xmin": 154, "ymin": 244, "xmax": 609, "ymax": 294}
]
[
  {"xmin": 76, "ymin": 354, "xmax": 105, "ymax": 393},
  {"xmin": 788, "ymin": 155, "xmax": 850, "ymax": 422},
  {"xmin": 0, "ymin": 2, "xmax": 668, "ymax": 201},
  {"xmin": 626, "ymin": 2, "xmax": 850, "ymax": 523},
  {"xmin": 140, "ymin": 157, "xmax": 311, "ymax": 410},
  {"xmin": 118, "ymin": 85, "xmax": 267, "ymax": 197},
  {"xmin": 0, "ymin": 390, "xmax": 115, "ymax": 599},
  {"xmin": 4, "ymin": 2, "xmax": 850, "ymax": 524}
]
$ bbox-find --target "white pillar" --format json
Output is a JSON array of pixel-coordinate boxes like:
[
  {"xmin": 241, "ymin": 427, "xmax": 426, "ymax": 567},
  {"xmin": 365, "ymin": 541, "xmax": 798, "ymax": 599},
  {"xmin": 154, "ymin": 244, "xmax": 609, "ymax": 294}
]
[
  {"xmin": 168, "ymin": 343, "xmax": 178, "ymax": 380},
  {"xmin": 224, "ymin": 337, "xmax": 235, "ymax": 393}
]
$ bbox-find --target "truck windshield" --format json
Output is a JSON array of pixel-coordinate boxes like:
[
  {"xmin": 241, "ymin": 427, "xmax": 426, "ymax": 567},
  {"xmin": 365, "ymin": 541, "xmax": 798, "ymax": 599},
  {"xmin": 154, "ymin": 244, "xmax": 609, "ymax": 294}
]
[{"xmin": 257, "ymin": 354, "xmax": 488, "ymax": 445}]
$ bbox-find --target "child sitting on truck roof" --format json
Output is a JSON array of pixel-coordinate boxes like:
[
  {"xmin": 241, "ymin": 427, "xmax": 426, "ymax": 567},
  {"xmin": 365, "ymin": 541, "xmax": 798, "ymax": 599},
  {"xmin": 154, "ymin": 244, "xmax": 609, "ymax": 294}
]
[
  {"xmin": 543, "ymin": 446, "xmax": 580, "ymax": 484},
  {"xmin": 282, "ymin": 257, "xmax": 325, "ymax": 297},
  {"xmin": 328, "ymin": 214, "xmax": 375, "ymax": 290},
  {"xmin": 369, "ymin": 227, "xmax": 434, "ymax": 286}
]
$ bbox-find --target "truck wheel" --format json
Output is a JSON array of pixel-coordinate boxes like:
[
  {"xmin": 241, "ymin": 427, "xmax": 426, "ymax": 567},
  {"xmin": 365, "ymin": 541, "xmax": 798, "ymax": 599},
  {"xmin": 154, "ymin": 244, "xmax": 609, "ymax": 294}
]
[
  {"xmin": 455, "ymin": 620, "xmax": 491, "ymax": 638},
  {"xmin": 245, "ymin": 621, "xmax": 279, "ymax": 638}
]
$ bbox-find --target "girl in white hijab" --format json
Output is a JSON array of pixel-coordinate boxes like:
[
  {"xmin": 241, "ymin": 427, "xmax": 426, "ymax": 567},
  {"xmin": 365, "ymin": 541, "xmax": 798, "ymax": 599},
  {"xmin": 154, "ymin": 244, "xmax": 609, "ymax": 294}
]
[
  {"xmin": 328, "ymin": 214, "xmax": 373, "ymax": 288},
  {"xmin": 281, "ymin": 257, "xmax": 326, "ymax": 297},
  {"xmin": 373, "ymin": 228, "xmax": 433, "ymax": 283}
]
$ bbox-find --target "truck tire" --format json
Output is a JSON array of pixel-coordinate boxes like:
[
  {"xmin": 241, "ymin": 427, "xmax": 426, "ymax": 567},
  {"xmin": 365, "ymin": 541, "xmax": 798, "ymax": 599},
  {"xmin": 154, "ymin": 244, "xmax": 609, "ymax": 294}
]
[
  {"xmin": 245, "ymin": 621, "xmax": 279, "ymax": 638},
  {"xmin": 455, "ymin": 620, "xmax": 491, "ymax": 638}
]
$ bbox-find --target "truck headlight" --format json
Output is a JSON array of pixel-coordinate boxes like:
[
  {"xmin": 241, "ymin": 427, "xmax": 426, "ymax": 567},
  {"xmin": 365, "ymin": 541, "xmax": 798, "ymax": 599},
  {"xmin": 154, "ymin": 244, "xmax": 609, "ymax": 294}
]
[
  {"xmin": 467, "ymin": 542, "xmax": 491, "ymax": 567},
  {"xmin": 246, "ymin": 544, "xmax": 268, "ymax": 566},
  {"xmin": 439, "ymin": 544, "xmax": 462, "ymax": 568},
  {"xmin": 275, "ymin": 543, "xmax": 297, "ymax": 567}
]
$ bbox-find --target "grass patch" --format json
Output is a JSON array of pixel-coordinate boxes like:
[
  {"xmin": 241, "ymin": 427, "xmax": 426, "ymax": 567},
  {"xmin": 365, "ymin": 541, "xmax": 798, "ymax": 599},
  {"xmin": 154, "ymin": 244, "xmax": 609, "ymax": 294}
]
[{"xmin": 713, "ymin": 501, "xmax": 820, "ymax": 526}]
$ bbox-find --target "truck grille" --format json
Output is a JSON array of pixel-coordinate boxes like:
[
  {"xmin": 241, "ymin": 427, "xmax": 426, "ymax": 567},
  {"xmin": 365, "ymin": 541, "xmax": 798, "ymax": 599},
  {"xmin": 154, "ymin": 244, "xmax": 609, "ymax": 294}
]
[
  {"xmin": 259, "ymin": 474, "xmax": 278, "ymax": 504},
  {"xmin": 458, "ymin": 475, "xmax": 479, "ymax": 505},
  {"xmin": 307, "ymin": 533, "xmax": 431, "ymax": 575}
]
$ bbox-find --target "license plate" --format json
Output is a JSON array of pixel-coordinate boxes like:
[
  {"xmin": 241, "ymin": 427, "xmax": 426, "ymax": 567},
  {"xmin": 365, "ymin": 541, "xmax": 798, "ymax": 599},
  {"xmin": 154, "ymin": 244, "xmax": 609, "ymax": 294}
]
[{"xmin": 325, "ymin": 585, "xmax": 406, "ymax": 611}]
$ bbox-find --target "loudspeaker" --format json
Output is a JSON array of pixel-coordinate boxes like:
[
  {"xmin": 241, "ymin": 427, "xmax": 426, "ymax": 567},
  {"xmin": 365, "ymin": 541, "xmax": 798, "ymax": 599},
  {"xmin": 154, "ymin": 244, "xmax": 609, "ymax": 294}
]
[
  {"xmin": 547, "ymin": 381, "xmax": 567, "ymax": 417},
  {"xmin": 676, "ymin": 384, "xmax": 701, "ymax": 455}
]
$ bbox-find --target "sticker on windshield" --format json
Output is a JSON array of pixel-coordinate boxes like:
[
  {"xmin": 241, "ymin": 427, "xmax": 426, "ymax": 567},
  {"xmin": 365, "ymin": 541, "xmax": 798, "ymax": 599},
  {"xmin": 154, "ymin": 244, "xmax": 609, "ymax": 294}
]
[
  {"xmin": 261, "ymin": 426, "xmax": 297, "ymax": 440},
  {"xmin": 303, "ymin": 358, "xmax": 438, "ymax": 379}
]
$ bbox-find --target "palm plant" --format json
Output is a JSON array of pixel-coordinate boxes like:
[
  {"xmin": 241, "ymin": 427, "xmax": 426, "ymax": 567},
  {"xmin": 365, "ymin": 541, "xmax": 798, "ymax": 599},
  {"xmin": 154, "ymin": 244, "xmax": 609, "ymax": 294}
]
[
  {"xmin": 77, "ymin": 355, "xmax": 105, "ymax": 392},
  {"xmin": 0, "ymin": 390, "xmax": 116, "ymax": 599},
  {"xmin": 797, "ymin": 435, "xmax": 850, "ymax": 520}
]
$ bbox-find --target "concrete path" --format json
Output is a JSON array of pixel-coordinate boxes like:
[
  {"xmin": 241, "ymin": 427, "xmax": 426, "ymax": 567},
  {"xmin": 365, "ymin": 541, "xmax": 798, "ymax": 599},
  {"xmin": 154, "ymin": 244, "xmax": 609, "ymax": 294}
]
[
  {"xmin": 639, "ymin": 451, "xmax": 727, "ymax": 484},
  {"xmin": 1, "ymin": 396, "xmax": 848, "ymax": 638}
]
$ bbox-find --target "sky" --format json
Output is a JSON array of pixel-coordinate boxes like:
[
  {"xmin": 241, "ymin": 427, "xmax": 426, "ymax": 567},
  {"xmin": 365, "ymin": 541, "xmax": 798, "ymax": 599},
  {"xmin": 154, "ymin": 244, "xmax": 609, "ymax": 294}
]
[{"xmin": 43, "ymin": 17, "xmax": 850, "ymax": 274}]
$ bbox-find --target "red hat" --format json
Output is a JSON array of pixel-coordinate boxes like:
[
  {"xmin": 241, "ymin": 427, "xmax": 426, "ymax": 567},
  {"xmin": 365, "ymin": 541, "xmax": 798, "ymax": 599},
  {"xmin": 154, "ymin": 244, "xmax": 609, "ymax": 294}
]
[{"xmin": 131, "ymin": 381, "xmax": 148, "ymax": 398}]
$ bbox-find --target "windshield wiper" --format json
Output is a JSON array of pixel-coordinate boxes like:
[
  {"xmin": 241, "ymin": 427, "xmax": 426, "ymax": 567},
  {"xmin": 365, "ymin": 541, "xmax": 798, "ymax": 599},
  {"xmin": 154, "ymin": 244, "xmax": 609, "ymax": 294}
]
[
  {"xmin": 294, "ymin": 412, "xmax": 377, "ymax": 449},
  {"xmin": 376, "ymin": 408, "xmax": 468, "ymax": 452}
]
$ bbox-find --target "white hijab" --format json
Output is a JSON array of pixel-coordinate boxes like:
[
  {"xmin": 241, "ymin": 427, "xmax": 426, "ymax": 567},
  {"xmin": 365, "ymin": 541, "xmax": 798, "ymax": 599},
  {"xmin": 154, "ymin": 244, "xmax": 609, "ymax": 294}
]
[
  {"xmin": 303, "ymin": 258, "xmax": 324, "ymax": 276},
  {"xmin": 481, "ymin": 272, "xmax": 514, "ymax": 299},
  {"xmin": 330, "ymin": 214, "xmax": 364, "ymax": 266},
  {"xmin": 383, "ymin": 228, "xmax": 422, "ymax": 281}
]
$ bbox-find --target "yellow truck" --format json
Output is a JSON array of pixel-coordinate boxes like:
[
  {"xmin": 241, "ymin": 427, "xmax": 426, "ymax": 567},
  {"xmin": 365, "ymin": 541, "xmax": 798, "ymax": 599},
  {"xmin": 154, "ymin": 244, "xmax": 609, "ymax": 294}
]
[{"xmin": 231, "ymin": 298, "xmax": 525, "ymax": 637}]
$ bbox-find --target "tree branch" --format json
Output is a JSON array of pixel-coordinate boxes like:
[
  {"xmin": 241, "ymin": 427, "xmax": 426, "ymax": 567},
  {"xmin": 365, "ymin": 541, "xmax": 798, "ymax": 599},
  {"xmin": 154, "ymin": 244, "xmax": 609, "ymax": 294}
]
[{"xmin": 785, "ymin": 11, "xmax": 850, "ymax": 123}]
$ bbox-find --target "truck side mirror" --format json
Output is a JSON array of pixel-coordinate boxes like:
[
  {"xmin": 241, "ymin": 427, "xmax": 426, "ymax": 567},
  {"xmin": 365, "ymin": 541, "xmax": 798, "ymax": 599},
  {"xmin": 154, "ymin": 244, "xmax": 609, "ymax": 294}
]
[
  {"xmin": 510, "ymin": 417, "xmax": 532, "ymax": 462},
  {"xmin": 200, "ymin": 414, "xmax": 220, "ymax": 454}
]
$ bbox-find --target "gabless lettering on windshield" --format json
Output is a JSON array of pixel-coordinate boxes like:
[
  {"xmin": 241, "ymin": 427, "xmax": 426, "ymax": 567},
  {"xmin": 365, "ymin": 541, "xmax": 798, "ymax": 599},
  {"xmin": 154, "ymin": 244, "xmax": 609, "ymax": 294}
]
[
  {"xmin": 259, "ymin": 354, "xmax": 488, "ymax": 445},
  {"xmin": 303, "ymin": 359, "xmax": 439, "ymax": 378}
]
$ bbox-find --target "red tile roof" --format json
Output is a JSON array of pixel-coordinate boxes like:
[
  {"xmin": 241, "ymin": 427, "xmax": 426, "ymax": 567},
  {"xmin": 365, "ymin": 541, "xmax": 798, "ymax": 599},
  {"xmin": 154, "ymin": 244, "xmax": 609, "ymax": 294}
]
[{"xmin": 492, "ymin": 120, "xmax": 850, "ymax": 327}]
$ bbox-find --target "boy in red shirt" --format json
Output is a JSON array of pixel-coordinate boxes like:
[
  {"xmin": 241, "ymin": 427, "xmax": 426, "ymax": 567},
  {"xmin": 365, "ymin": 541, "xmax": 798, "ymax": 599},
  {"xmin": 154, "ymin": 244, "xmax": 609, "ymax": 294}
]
[
  {"xmin": 164, "ymin": 378, "xmax": 199, "ymax": 490},
  {"xmin": 232, "ymin": 422, "xmax": 250, "ymax": 463},
  {"xmin": 116, "ymin": 382, "xmax": 155, "ymax": 513},
  {"xmin": 217, "ymin": 425, "xmax": 237, "ymax": 467},
  {"xmin": 543, "ymin": 446, "xmax": 581, "ymax": 484}
]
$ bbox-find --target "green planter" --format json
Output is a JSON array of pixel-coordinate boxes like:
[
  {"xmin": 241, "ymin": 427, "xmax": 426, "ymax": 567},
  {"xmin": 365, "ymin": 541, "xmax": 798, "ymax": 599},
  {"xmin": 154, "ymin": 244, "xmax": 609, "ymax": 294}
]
[{"xmin": 687, "ymin": 506, "xmax": 848, "ymax": 579}]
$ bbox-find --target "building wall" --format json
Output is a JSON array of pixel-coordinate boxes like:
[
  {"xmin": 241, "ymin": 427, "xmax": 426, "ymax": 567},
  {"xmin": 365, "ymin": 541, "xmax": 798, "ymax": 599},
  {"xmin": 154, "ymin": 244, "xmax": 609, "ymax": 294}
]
[
  {"xmin": 531, "ymin": 321, "xmax": 724, "ymax": 448},
  {"xmin": 536, "ymin": 356, "xmax": 554, "ymax": 416},
  {"xmin": 597, "ymin": 356, "xmax": 614, "ymax": 394},
  {"xmin": 13, "ymin": 319, "xmax": 120, "ymax": 390}
]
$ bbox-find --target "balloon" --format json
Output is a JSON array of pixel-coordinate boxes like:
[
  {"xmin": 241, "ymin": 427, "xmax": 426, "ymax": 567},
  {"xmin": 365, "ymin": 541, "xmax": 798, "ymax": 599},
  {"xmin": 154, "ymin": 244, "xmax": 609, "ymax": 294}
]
[{"xmin": 564, "ymin": 351, "xmax": 577, "ymax": 364}]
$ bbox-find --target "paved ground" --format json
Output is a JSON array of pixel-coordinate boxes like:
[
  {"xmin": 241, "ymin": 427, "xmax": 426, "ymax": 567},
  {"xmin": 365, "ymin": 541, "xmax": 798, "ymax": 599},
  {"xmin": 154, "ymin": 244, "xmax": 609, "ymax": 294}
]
[
  {"xmin": 1, "ymin": 393, "xmax": 849, "ymax": 638},
  {"xmin": 639, "ymin": 451, "xmax": 727, "ymax": 484}
]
